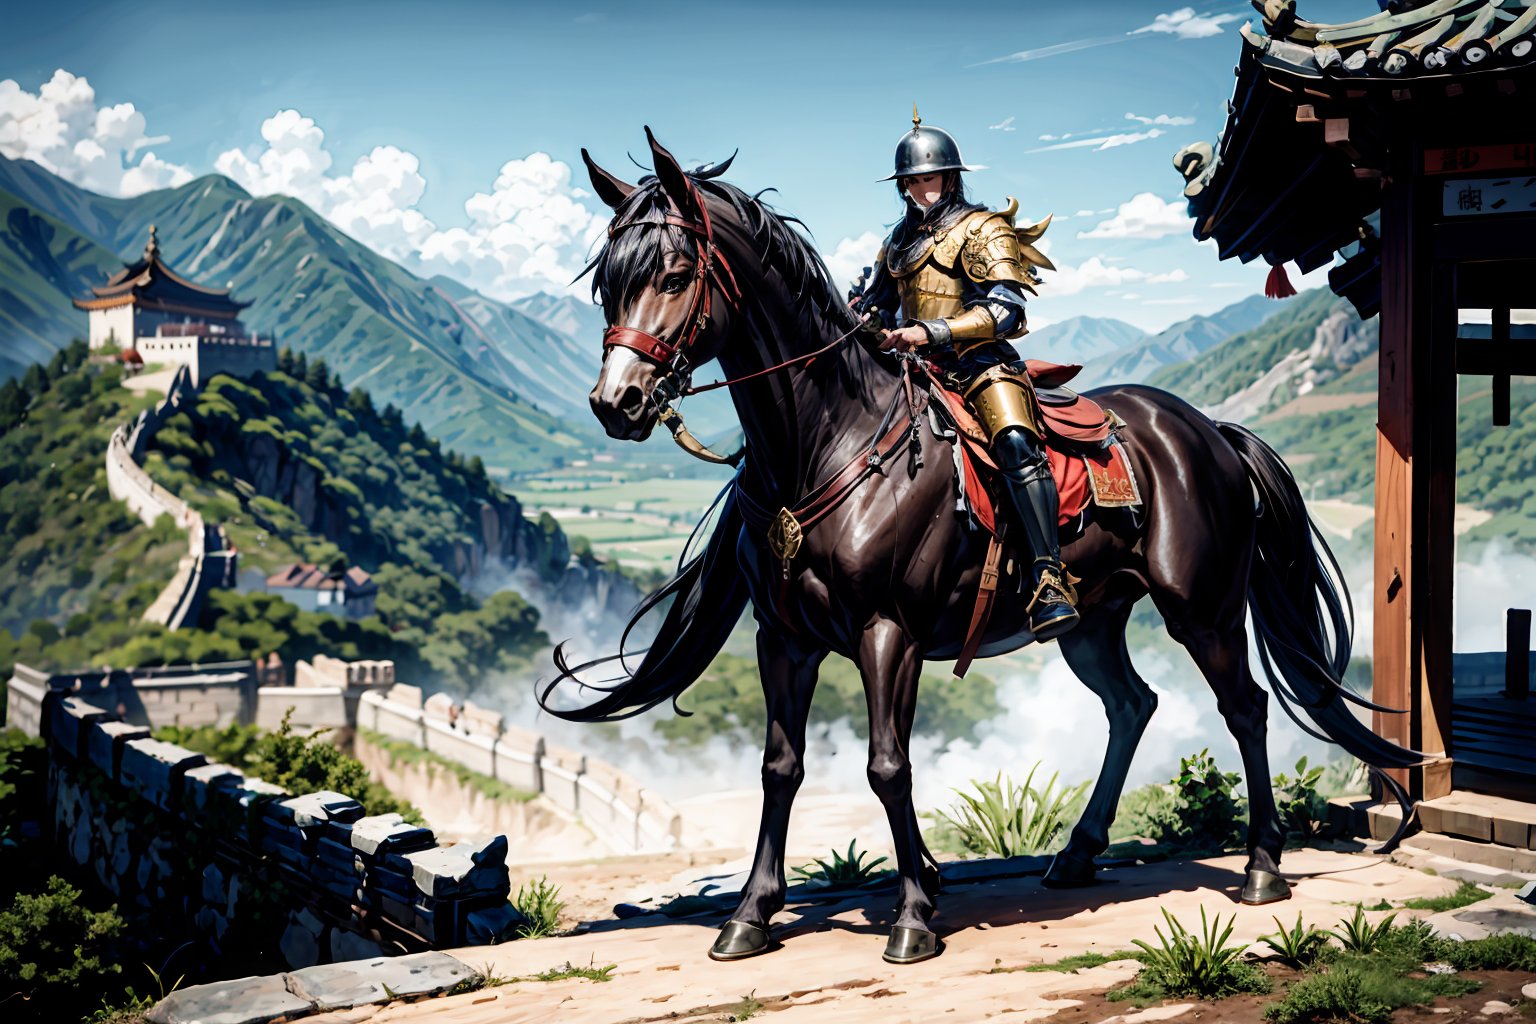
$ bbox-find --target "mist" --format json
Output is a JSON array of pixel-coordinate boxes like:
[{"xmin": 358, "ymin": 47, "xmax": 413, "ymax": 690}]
[{"xmin": 462, "ymin": 540, "xmax": 1532, "ymax": 844}]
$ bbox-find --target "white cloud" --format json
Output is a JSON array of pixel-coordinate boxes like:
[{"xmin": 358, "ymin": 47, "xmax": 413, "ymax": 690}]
[
  {"xmin": 822, "ymin": 231, "xmax": 883, "ymax": 295},
  {"xmin": 1133, "ymin": 7, "xmax": 1242, "ymax": 39},
  {"xmin": 216, "ymin": 109, "xmax": 600, "ymax": 298},
  {"xmin": 989, "ymin": 116, "xmax": 1017, "ymax": 132},
  {"xmin": 0, "ymin": 70, "xmax": 193, "ymax": 197},
  {"xmin": 971, "ymin": 34, "xmax": 1132, "ymax": 67},
  {"xmin": 1027, "ymin": 128, "xmax": 1166, "ymax": 154},
  {"xmin": 1046, "ymin": 256, "xmax": 1188, "ymax": 297},
  {"xmin": 1126, "ymin": 111, "xmax": 1197, "ymax": 126},
  {"xmin": 1078, "ymin": 192, "xmax": 1191, "ymax": 240}
]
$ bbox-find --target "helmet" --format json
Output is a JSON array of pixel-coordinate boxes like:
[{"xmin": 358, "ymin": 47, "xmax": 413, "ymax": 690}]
[{"xmin": 880, "ymin": 108, "xmax": 973, "ymax": 181}]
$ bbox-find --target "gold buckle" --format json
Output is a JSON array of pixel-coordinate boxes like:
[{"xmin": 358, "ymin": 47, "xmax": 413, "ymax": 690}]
[{"xmin": 767, "ymin": 508, "xmax": 803, "ymax": 563}]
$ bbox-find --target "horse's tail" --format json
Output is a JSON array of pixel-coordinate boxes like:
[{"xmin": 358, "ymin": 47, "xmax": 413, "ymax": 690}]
[
  {"xmin": 1218, "ymin": 421, "xmax": 1428, "ymax": 848},
  {"xmin": 537, "ymin": 480, "xmax": 749, "ymax": 723}
]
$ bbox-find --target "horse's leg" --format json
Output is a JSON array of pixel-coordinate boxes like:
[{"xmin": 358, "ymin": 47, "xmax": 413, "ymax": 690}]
[
  {"xmin": 1043, "ymin": 596, "xmax": 1159, "ymax": 888},
  {"xmin": 1158, "ymin": 608, "xmax": 1291, "ymax": 905},
  {"xmin": 709, "ymin": 626, "xmax": 826, "ymax": 960},
  {"xmin": 856, "ymin": 615, "xmax": 938, "ymax": 964}
]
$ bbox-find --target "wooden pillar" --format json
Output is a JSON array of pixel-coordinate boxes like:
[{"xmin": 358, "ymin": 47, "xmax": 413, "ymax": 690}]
[{"xmin": 1374, "ymin": 135, "xmax": 1453, "ymax": 800}]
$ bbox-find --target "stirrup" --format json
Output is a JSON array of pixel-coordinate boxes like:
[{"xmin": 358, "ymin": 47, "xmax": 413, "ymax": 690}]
[{"xmin": 1025, "ymin": 560, "xmax": 1079, "ymax": 613}]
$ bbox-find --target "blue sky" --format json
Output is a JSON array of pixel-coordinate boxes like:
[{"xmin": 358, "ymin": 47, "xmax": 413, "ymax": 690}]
[{"xmin": 3, "ymin": 0, "xmax": 1370, "ymax": 332}]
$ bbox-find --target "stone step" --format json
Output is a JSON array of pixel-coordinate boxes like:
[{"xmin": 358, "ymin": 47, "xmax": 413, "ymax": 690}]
[
  {"xmin": 1326, "ymin": 796, "xmax": 1402, "ymax": 842},
  {"xmin": 1419, "ymin": 791, "xmax": 1536, "ymax": 849},
  {"xmin": 1395, "ymin": 830, "xmax": 1536, "ymax": 880}
]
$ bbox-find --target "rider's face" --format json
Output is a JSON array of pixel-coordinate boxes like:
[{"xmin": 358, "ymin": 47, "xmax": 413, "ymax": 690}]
[{"xmin": 902, "ymin": 173, "xmax": 944, "ymax": 209}]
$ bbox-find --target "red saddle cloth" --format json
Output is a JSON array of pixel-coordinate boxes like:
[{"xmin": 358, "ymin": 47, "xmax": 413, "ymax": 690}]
[{"xmin": 927, "ymin": 360, "xmax": 1140, "ymax": 535}]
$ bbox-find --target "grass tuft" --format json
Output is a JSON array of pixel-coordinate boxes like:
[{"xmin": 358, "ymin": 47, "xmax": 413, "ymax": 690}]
[
  {"xmin": 1261, "ymin": 913, "xmax": 1332, "ymax": 970},
  {"xmin": 1400, "ymin": 880, "xmax": 1493, "ymax": 913},
  {"xmin": 936, "ymin": 765, "xmax": 1088, "ymax": 858},
  {"xmin": 726, "ymin": 990, "xmax": 764, "ymax": 1021},
  {"xmin": 512, "ymin": 876, "xmax": 566, "ymax": 939},
  {"xmin": 790, "ymin": 840, "xmax": 889, "ymax": 887},
  {"xmin": 536, "ymin": 960, "xmax": 616, "ymax": 983},
  {"xmin": 1111, "ymin": 907, "xmax": 1270, "ymax": 1005},
  {"xmin": 991, "ymin": 950, "xmax": 1141, "ymax": 974}
]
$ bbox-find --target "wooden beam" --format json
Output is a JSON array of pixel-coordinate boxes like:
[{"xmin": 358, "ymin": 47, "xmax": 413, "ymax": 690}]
[
  {"xmin": 1493, "ymin": 306, "xmax": 1511, "ymax": 427},
  {"xmin": 1454, "ymin": 337, "xmax": 1536, "ymax": 376},
  {"xmin": 1509, "ymin": 609, "xmax": 1532, "ymax": 701}
]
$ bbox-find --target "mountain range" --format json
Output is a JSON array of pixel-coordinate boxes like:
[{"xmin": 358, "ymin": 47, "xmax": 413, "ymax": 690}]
[{"xmin": 0, "ymin": 155, "xmax": 608, "ymax": 474}]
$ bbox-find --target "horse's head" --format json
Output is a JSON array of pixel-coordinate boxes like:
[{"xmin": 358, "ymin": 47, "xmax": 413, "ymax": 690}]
[{"xmin": 582, "ymin": 129, "xmax": 740, "ymax": 441}]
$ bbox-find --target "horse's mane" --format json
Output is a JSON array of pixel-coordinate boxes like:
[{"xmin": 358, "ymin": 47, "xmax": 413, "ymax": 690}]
[{"xmin": 585, "ymin": 169, "xmax": 859, "ymax": 345}]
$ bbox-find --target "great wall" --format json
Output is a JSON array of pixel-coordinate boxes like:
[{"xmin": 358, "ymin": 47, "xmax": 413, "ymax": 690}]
[
  {"xmin": 106, "ymin": 363, "xmax": 234, "ymax": 630},
  {"xmin": 1, "ymin": 347, "xmax": 691, "ymax": 975}
]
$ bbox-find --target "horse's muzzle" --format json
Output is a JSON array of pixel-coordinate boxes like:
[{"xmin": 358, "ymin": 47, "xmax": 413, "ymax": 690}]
[{"xmin": 589, "ymin": 384, "xmax": 656, "ymax": 441}]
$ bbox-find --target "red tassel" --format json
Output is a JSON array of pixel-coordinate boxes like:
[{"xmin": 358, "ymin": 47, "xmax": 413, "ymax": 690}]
[{"xmin": 1264, "ymin": 262, "xmax": 1297, "ymax": 299}]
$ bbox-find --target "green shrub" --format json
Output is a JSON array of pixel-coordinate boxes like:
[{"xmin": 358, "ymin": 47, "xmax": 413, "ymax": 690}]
[
  {"xmin": 1111, "ymin": 782, "xmax": 1178, "ymax": 842},
  {"xmin": 1114, "ymin": 907, "xmax": 1270, "ymax": 1004},
  {"xmin": 790, "ymin": 840, "xmax": 890, "ymax": 887},
  {"xmin": 1262, "ymin": 959, "xmax": 1478, "ymax": 1024},
  {"xmin": 513, "ymin": 876, "xmax": 565, "ymax": 939},
  {"xmin": 1439, "ymin": 931, "xmax": 1536, "ymax": 973},
  {"xmin": 0, "ymin": 876, "xmax": 126, "ymax": 1014},
  {"xmin": 936, "ymin": 765, "xmax": 1088, "ymax": 858},
  {"xmin": 203, "ymin": 711, "xmax": 422, "ymax": 824},
  {"xmin": 1155, "ymin": 749, "xmax": 1246, "ymax": 852},
  {"xmin": 1272, "ymin": 756, "xmax": 1328, "ymax": 841}
]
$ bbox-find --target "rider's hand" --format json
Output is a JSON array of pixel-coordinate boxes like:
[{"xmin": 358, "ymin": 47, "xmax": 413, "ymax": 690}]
[{"xmin": 879, "ymin": 325, "xmax": 927, "ymax": 353}]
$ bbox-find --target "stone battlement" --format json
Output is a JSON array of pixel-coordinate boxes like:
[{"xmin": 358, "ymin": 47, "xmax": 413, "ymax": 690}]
[{"xmin": 42, "ymin": 690, "xmax": 521, "ymax": 970}]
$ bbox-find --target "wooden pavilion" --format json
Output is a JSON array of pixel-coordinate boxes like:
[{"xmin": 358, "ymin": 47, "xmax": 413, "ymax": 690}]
[{"xmin": 1177, "ymin": 0, "xmax": 1536, "ymax": 852}]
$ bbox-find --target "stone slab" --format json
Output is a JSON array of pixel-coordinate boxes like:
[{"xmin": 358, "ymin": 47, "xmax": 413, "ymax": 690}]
[
  {"xmin": 118, "ymin": 738, "xmax": 207, "ymax": 811},
  {"xmin": 268, "ymin": 790, "xmax": 365, "ymax": 829},
  {"xmin": 350, "ymin": 813, "xmax": 435, "ymax": 857},
  {"xmin": 1397, "ymin": 831, "xmax": 1536, "ymax": 874},
  {"xmin": 1426, "ymin": 891, "xmax": 1536, "ymax": 941},
  {"xmin": 403, "ymin": 835, "xmax": 509, "ymax": 898},
  {"xmin": 288, "ymin": 951, "xmax": 478, "ymax": 1010},
  {"xmin": 86, "ymin": 720, "xmax": 152, "ymax": 779},
  {"xmin": 146, "ymin": 973, "xmax": 313, "ymax": 1024},
  {"xmin": 51, "ymin": 696, "xmax": 111, "ymax": 758}
]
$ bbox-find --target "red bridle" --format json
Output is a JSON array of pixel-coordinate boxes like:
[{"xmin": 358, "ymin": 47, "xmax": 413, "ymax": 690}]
[{"xmin": 601, "ymin": 187, "xmax": 742, "ymax": 372}]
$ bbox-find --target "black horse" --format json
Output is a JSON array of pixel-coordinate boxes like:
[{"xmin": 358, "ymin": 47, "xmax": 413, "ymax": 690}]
[{"xmin": 541, "ymin": 129, "xmax": 1421, "ymax": 965}]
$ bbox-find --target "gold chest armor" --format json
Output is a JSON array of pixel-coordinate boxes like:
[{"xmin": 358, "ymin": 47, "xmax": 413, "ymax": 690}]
[{"xmin": 896, "ymin": 261, "xmax": 967, "ymax": 322}]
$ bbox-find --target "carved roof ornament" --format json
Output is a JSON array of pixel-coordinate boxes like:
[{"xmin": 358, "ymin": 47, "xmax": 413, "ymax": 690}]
[{"xmin": 1243, "ymin": 0, "xmax": 1535, "ymax": 78}]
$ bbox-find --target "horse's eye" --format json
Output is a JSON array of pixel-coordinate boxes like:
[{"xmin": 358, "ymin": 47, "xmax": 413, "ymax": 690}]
[{"xmin": 660, "ymin": 273, "xmax": 689, "ymax": 294}]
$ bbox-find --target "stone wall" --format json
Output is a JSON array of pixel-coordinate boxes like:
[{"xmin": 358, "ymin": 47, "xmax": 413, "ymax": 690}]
[
  {"xmin": 358, "ymin": 686, "xmax": 684, "ymax": 854},
  {"xmin": 106, "ymin": 365, "xmax": 234, "ymax": 630},
  {"xmin": 40, "ymin": 690, "xmax": 521, "ymax": 971}
]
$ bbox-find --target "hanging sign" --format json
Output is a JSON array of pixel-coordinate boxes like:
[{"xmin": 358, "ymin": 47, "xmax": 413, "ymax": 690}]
[
  {"xmin": 1424, "ymin": 144, "xmax": 1536, "ymax": 176},
  {"xmin": 1441, "ymin": 176, "xmax": 1536, "ymax": 218}
]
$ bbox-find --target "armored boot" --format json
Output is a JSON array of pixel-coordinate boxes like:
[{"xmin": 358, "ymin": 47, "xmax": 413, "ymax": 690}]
[{"xmin": 994, "ymin": 426, "xmax": 1079, "ymax": 640}]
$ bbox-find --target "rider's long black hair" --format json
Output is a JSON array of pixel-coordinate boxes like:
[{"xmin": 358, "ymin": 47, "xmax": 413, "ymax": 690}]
[{"xmin": 888, "ymin": 169, "xmax": 983, "ymax": 251}]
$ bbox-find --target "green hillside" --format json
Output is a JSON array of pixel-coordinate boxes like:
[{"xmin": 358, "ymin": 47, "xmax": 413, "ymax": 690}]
[
  {"xmin": 0, "ymin": 156, "xmax": 599, "ymax": 475},
  {"xmin": 0, "ymin": 343, "xmax": 552, "ymax": 693},
  {"xmin": 0, "ymin": 190, "xmax": 122, "ymax": 380},
  {"xmin": 1148, "ymin": 290, "xmax": 1536, "ymax": 549},
  {"xmin": 0, "ymin": 345, "xmax": 184, "ymax": 649}
]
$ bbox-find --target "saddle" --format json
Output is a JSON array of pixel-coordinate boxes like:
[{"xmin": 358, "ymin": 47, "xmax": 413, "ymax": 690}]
[
  {"xmin": 926, "ymin": 360, "xmax": 1141, "ymax": 538},
  {"xmin": 925, "ymin": 359, "xmax": 1142, "ymax": 675}
]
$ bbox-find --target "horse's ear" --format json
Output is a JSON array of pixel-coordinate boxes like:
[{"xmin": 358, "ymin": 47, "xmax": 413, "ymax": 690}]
[
  {"xmin": 581, "ymin": 148, "xmax": 634, "ymax": 209},
  {"xmin": 645, "ymin": 126, "xmax": 704, "ymax": 223}
]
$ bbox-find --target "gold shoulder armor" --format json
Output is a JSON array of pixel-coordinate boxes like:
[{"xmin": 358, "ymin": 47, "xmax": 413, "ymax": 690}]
[{"xmin": 956, "ymin": 198, "xmax": 1057, "ymax": 293}]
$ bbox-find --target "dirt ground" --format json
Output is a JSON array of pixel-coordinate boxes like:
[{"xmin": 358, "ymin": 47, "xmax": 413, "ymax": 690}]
[{"xmin": 298, "ymin": 847, "xmax": 1534, "ymax": 1024}]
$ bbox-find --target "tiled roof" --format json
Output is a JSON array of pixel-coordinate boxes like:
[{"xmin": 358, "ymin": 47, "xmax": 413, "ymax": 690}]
[
  {"xmin": 1248, "ymin": 0, "xmax": 1536, "ymax": 80},
  {"xmin": 72, "ymin": 227, "xmax": 248, "ymax": 319},
  {"xmin": 1172, "ymin": 0, "xmax": 1536, "ymax": 319},
  {"xmin": 266, "ymin": 563, "xmax": 377, "ymax": 595}
]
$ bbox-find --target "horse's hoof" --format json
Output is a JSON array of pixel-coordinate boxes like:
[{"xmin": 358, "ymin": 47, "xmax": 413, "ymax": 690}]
[
  {"xmin": 883, "ymin": 925, "xmax": 941, "ymax": 964},
  {"xmin": 1240, "ymin": 868, "xmax": 1292, "ymax": 906},
  {"xmin": 709, "ymin": 920, "xmax": 773, "ymax": 961},
  {"xmin": 1042, "ymin": 850, "xmax": 1097, "ymax": 888}
]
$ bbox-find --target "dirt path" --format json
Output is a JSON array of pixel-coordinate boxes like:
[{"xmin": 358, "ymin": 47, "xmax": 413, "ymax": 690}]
[{"xmin": 313, "ymin": 849, "xmax": 1469, "ymax": 1023}]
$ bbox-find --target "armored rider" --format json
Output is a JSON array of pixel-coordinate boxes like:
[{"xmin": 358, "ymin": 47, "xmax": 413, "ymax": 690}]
[{"xmin": 853, "ymin": 111, "xmax": 1078, "ymax": 639}]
